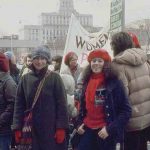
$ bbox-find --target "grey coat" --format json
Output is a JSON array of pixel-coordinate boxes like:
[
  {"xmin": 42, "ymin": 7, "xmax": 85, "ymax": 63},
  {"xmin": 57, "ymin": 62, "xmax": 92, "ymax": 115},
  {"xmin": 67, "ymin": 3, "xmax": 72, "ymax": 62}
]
[
  {"xmin": 12, "ymin": 68, "xmax": 68, "ymax": 150},
  {"xmin": 0, "ymin": 72, "xmax": 16, "ymax": 135}
]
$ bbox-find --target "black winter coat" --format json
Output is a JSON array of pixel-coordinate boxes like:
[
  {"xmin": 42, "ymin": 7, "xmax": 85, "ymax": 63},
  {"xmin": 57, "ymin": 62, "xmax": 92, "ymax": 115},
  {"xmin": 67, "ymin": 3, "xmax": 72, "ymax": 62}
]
[
  {"xmin": 77, "ymin": 77, "xmax": 131, "ymax": 143},
  {"xmin": 12, "ymin": 68, "xmax": 69, "ymax": 150}
]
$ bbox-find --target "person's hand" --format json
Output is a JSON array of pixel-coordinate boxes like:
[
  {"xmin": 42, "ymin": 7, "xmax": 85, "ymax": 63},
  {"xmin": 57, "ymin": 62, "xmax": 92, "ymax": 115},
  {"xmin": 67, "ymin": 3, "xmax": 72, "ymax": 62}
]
[
  {"xmin": 77, "ymin": 123, "xmax": 85, "ymax": 135},
  {"xmin": 15, "ymin": 130, "xmax": 22, "ymax": 143},
  {"xmin": 98, "ymin": 126, "xmax": 109, "ymax": 139},
  {"xmin": 54, "ymin": 129, "xmax": 65, "ymax": 144}
]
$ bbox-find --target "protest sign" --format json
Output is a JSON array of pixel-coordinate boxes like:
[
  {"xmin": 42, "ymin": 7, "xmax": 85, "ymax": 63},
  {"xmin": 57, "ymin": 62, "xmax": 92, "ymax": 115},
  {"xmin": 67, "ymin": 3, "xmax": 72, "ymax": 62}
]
[{"xmin": 60, "ymin": 14, "xmax": 113, "ymax": 73}]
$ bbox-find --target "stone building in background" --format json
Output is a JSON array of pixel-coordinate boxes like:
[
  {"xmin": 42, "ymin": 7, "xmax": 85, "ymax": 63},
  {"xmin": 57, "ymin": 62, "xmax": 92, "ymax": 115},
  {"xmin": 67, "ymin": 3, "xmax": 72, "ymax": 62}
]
[{"xmin": 19, "ymin": 0, "xmax": 101, "ymax": 55}]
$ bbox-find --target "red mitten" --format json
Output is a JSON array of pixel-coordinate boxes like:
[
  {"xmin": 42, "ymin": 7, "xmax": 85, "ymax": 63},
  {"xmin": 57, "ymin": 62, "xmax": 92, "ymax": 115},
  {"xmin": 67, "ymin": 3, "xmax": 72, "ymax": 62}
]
[
  {"xmin": 15, "ymin": 130, "xmax": 22, "ymax": 143},
  {"xmin": 54, "ymin": 129, "xmax": 65, "ymax": 144}
]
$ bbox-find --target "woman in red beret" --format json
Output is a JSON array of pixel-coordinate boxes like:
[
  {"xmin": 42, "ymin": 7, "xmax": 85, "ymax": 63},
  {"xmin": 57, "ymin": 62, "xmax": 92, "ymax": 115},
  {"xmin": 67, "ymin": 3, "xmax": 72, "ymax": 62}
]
[{"xmin": 74, "ymin": 49, "xmax": 131, "ymax": 150}]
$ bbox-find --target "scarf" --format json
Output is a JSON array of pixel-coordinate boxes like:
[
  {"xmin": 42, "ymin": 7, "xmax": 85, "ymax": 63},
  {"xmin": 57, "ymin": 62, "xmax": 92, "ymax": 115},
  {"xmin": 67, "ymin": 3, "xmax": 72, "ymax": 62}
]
[
  {"xmin": 70, "ymin": 64, "xmax": 78, "ymax": 76},
  {"xmin": 85, "ymin": 72, "xmax": 105, "ymax": 107}
]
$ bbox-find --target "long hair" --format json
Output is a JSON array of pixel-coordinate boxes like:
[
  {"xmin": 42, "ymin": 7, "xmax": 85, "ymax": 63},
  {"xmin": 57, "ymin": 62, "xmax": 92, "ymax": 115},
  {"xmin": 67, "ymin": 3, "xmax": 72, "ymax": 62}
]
[
  {"xmin": 111, "ymin": 32, "xmax": 134, "ymax": 56},
  {"xmin": 81, "ymin": 61, "xmax": 117, "ymax": 84}
]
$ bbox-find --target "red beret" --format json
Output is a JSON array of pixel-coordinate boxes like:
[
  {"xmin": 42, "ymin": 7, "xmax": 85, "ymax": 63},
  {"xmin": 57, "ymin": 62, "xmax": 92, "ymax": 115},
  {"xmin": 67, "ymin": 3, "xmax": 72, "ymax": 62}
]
[
  {"xmin": 64, "ymin": 51, "xmax": 78, "ymax": 66},
  {"xmin": 128, "ymin": 32, "xmax": 141, "ymax": 48},
  {"xmin": 0, "ymin": 52, "xmax": 9, "ymax": 72},
  {"xmin": 88, "ymin": 49, "xmax": 111, "ymax": 62}
]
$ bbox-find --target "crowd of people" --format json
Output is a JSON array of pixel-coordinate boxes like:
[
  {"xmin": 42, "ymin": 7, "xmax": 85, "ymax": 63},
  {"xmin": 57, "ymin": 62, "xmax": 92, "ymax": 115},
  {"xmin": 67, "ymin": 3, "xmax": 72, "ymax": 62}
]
[{"xmin": 0, "ymin": 31, "xmax": 150, "ymax": 150}]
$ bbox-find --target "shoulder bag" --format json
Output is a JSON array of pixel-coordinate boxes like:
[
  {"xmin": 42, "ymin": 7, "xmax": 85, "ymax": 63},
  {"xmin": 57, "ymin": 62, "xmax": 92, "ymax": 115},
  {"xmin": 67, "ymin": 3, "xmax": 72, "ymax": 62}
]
[{"xmin": 18, "ymin": 70, "xmax": 50, "ymax": 150}]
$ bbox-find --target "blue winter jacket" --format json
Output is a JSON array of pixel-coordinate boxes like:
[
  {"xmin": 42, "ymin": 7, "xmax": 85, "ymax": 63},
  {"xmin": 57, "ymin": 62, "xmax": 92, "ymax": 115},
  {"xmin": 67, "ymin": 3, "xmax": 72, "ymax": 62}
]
[{"xmin": 76, "ymin": 77, "xmax": 132, "ymax": 143}]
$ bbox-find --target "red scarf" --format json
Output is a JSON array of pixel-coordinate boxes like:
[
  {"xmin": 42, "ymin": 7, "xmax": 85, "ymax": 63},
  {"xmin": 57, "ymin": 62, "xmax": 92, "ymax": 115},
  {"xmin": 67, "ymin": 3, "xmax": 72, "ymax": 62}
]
[{"xmin": 85, "ymin": 73, "xmax": 105, "ymax": 107}]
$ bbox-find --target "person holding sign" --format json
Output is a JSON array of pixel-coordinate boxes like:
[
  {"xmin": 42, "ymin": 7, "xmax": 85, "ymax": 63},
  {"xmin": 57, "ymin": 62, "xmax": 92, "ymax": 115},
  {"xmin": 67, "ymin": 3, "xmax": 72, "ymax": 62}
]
[{"xmin": 75, "ymin": 49, "xmax": 131, "ymax": 150}]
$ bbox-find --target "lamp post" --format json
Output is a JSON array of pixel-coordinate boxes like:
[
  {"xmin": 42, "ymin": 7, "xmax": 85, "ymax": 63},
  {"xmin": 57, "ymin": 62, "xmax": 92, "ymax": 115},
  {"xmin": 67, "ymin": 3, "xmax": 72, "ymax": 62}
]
[
  {"xmin": 10, "ymin": 35, "xmax": 13, "ymax": 52},
  {"xmin": 139, "ymin": 24, "xmax": 144, "ymax": 43},
  {"xmin": 52, "ymin": 37, "xmax": 56, "ymax": 55}
]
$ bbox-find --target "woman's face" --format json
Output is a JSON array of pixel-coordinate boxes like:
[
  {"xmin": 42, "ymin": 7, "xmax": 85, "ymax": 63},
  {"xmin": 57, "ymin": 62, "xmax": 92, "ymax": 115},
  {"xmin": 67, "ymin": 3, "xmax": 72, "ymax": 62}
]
[
  {"xmin": 32, "ymin": 56, "xmax": 47, "ymax": 71},
  {"xmin": 26, "ymin": 57, "xmax": 32, "ymax": 67},
  {"xmin": 51, "ymin": 61, "xmax": 60, "ymax": 71},
  {"xmin": 69, "ymin": 55, "xmax": 78, "ymax": 68},
  {"xmin": 91, "ymin": 57, "xmax": 104, "ymax": 74}
]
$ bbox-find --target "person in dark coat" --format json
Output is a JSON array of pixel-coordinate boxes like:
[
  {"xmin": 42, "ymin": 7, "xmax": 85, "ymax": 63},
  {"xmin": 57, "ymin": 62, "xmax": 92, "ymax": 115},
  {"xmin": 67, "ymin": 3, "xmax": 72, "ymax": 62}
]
[
  {"xmin": 0, "ymin": 52, "xmax": 17, "ymax": 150},
  {"xmin": 19, "ymin": 53, "xmax": 32, "ymax": 78},
  {"xmin": 4, "ymin": 51, "xmax": 20, "ymax": 84},
  {"xmin": 4, "ymin": 51, "xmax": 21, "ymax": 149},
  {"xmin": 51, "ymin": 55, "xmax": 63, "ymax": 73},
  {"xmin": 12, "ymin": 46, "xmax": 69, "ymax": 150},
  {"xmin": 75, "ymin": 49, "xmax": 131, "ymax": 150}
]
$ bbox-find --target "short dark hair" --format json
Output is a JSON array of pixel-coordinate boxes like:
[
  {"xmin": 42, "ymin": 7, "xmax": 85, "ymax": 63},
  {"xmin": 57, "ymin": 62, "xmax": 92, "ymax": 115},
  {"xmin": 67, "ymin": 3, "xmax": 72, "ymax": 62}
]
[
  {"xmin": 24, "ymin": 53, "xmax": 32, "ymax": 63},
  {"xmin": 52, "ymin": 55, "xmax": 62, "ymax": 64},
  {"xmin": 111, "ymin": 32, "xmax": 134, "ymax": 56}
]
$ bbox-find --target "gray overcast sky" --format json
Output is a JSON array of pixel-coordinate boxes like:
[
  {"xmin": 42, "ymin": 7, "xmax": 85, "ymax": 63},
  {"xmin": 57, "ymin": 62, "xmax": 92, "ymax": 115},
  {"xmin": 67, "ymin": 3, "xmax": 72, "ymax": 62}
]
[{"xmin": 0, "ymin": 0, "xmax": 150, "ymax": 35}]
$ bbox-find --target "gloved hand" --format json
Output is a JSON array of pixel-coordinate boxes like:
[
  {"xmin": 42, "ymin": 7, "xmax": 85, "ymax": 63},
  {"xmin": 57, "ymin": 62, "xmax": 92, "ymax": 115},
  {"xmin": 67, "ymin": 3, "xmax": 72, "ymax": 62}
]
[
  {"xmin": 15, "ymin": 130, "xmax": 22, "ymax": 143},
  {"xmin": 54, "ymin": 129, "xmax": 65, "ymax": 144}
]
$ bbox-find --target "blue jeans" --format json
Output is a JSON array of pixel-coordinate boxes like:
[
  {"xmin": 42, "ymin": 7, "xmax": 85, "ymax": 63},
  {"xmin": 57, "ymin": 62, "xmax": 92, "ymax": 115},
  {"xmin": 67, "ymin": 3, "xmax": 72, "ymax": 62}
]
[
  {"xmin": 78, "ymin": 127, "xmax": 116, "ymax": 150},
  {"xmin": 0, "ymin": 135, "xmax": 12, "ymax": 150}
]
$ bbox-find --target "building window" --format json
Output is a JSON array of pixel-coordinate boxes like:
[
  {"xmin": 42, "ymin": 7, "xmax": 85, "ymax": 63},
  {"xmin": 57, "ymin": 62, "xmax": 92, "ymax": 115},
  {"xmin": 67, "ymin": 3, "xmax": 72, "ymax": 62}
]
[
  {"xmin": 52, "ymin": 16, "xmax": 53, "ymax": 24},
  {"xmin": 60, "ymin": 17, "xmax": 62, "ymax": 24}
]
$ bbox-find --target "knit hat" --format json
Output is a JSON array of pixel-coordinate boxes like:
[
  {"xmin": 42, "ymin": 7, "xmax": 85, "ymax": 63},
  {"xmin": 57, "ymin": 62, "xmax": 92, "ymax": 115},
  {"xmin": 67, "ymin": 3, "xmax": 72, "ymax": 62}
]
[
  {"xmin": 0, "ymin": 52, "xmax": 9, "ymax": 72},
  {"xmin": 88, "ymin": 49, "xmax": 111, "ymax": 62},
  {"xmin": 128, "ymin": 32, "xmax": 141, "ymax": 48},
  {"xmin": 4, "ymin": 51, "xmax": 16, "ymax": 64},
  {"xmin": 32, "ymin": 46, "xmax": 51, "ymax": 63},
  {"xmin": 64, "ymin": 51, "xmax": 78, "ymax": 66},
  {"xmin": 4, "ymin": 51, "xmax": 14, "ymax": 60}
]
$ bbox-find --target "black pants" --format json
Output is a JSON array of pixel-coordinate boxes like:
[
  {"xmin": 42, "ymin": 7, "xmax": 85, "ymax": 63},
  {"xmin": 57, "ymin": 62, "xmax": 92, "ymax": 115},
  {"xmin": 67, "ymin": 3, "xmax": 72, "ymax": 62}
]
[{"xmin": 124, "ymin": 126, "xmax": 150, "ymax": 150}]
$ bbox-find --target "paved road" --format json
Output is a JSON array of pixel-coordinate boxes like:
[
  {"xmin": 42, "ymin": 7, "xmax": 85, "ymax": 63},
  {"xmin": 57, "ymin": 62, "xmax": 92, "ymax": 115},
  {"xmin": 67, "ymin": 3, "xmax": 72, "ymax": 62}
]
[
  {"xmin": 148, "ymin": 142, "xmax": 150, "ymax": 150},
  {"xmin": 116, "ymin": 142, "xmax": 150, "ymax": 150},
  {"xmin": 68, "ymin": 142, "xmax": 150, "ymax": 150}
]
